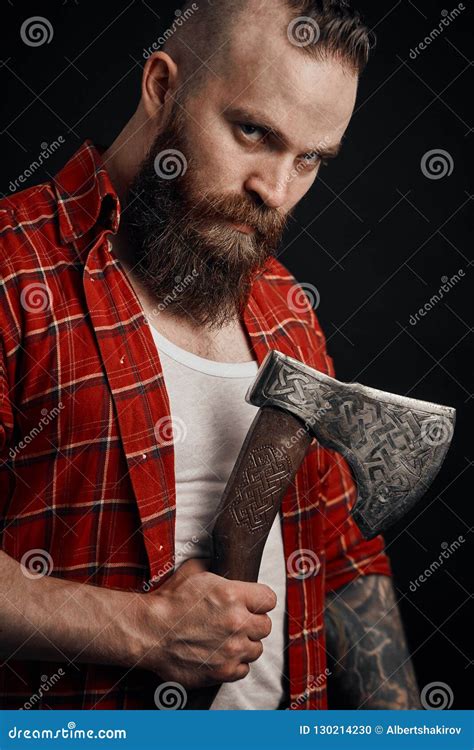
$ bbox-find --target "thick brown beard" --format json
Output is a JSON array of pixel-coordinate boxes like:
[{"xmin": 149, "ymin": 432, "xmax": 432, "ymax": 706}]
[{"xmin": 121, "ymin": 100, "xmax": 288, "ymax": 330}]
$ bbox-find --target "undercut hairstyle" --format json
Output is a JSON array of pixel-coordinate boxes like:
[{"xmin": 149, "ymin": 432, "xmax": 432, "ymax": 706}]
[{"xmin": 162, "ymin": 0, "xmax": 373, "ymax": 100}]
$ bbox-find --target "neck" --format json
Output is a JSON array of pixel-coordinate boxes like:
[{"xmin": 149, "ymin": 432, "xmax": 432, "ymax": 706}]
[
  {"xmin": 102, "ymin": 110, "xmax": 149, "ymax": 212},
  {"xmin": 101, "ymin": 115, "xmax": 147, "ymax": 269}
]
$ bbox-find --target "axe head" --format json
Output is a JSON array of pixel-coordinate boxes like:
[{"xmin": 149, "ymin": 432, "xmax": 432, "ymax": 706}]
[{"xmin": 246, "ymin": 350, "xmax": 456, "ymax": 539}]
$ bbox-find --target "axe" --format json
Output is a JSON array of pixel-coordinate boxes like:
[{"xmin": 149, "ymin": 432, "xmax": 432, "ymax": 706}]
[{"xmin": 183, "ymin": 349, "xmax": 455, "ymax": 709}]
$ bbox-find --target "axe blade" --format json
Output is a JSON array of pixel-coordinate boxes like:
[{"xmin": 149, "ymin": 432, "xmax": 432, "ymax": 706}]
[{"xmin": 246, "ymin": 350, "xmax": 456, "ymax": 539}]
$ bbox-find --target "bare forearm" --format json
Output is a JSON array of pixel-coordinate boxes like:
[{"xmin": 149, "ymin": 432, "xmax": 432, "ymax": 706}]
[
  {"xmin": 0, "ymin": 549, "xmax": 143, "ymax": 669},
  {"xmin": 324, "ymin": 574, "xmax": 421, "ymax": 709}
]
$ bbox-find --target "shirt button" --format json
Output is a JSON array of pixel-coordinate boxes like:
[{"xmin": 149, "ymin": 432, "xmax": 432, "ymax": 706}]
[
  {"xmin": 120, "ymin": 355, "xmax": 125, "ymax": 364},
  {"xmin": 142, "ymin": 454, "xmax": 147, "ymax": 460}
]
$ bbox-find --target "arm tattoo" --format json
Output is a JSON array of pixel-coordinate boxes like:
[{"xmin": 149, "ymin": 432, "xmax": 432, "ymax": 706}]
[{"xmin": 324, "ymin": 575, "xmax": 421, "ymax": 709}]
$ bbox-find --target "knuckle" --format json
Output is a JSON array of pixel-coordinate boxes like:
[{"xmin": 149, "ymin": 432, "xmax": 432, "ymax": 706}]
[
  {"xmin": 222, "ymin": 584, "xmax": 239, "ymax": 605},
  {"xmin": 226, "ymin": 611, "xmax": 245, "ymax": 634},
  {"xmin": 225, "ymin": 637, "xmax": 243, "ymax": 659}
]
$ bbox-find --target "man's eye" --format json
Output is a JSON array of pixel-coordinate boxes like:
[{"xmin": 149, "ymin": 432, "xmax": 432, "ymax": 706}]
[
  {"xmin": 239, "ymin": 123, "xmax": 265, "ymax": 140},
  {"xmin": 301, "ymin": 152, "xmax": 320, "ymax": 166}
]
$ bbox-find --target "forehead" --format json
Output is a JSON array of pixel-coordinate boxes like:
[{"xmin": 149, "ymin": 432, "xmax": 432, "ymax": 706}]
[{"xmin": 207, "ymin": 5, "xmax": 358, "ymax": 153}]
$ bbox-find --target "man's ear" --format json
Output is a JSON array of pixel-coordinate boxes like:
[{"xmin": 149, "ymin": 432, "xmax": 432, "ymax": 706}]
[{"xmin": 141, "ymin": 52, "xmax": 179, "ymax": 120}]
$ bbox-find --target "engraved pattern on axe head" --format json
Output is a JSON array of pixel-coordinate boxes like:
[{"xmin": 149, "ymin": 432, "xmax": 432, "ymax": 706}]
[
  {"xmin": 267, "ymin": 363, "xmax": 330, "ymax": 413},
  {"xmin": 264, "ymin": 360, "xmax": 453, "ymax": 532},
  {"xmin": 230, "ymin": 445, "xmax": 292, "ymax": 534}
]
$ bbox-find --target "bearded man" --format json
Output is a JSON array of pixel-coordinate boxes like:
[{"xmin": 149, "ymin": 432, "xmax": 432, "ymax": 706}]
[{"xmin": 0, "ymin": 0, "xmax": 420, "ymax": 709}]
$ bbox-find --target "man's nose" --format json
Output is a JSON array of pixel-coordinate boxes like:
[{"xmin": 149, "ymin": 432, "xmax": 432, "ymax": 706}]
[{"xmin": 243, "ymin": 162, "xmax": 292, "ymax": 210}]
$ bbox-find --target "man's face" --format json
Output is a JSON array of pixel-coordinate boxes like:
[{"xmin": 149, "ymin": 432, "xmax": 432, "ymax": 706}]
[{"xmin": 124, "ymin": 16, "xmax": 358, "ymax": 329}]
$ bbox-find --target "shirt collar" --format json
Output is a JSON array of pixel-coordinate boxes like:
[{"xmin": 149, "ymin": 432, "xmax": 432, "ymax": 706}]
[{"xmin": 53, "ymin": 139, "xmax": 120, "ymax": 244}]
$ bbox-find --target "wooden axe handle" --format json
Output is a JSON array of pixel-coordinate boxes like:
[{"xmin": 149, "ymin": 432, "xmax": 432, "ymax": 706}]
[{"xmin": 184, "ymin": 405, "xmax": 312, "ymax": 710}]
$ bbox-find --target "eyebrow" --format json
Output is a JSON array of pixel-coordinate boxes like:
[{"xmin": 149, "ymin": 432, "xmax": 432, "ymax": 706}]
[{"xmin": 225, "ymin": 106, "xmax": 343, "ymax": 160}]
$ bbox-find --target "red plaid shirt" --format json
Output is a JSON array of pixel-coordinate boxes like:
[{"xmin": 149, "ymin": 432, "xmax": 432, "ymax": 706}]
[{"xmin": 0, "ymin": 141, "xmax": 391, "ymax": 709}]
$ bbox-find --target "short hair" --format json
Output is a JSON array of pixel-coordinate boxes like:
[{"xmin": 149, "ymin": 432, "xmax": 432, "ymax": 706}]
[
  {"xmin": 285, "ymin": 0, "xmax": 374, "ymax": 73},
  {"xmin": 162, "ymin": 0, "xmax": 373, "ymax": 100}
]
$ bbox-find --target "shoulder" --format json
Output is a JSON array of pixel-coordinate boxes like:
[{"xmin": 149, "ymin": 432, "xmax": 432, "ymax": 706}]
[
  {"xmin": 0, "ymin": 181, "xmax": 61, "ymax": 354},
  {"xmin": 0, "ymin": 180, "xmax": 61, "ymax": 271}
]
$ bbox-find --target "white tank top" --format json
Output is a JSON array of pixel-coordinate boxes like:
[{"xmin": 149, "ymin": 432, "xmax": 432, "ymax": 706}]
[{"xmin": 149, "ymin": 326, "xmax": 288, "ymax": 710}]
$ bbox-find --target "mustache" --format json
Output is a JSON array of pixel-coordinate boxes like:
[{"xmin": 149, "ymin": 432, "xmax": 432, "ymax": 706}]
[{"xmin": 191, "ymin": 190, "xmax": 288, "ymax": 237}]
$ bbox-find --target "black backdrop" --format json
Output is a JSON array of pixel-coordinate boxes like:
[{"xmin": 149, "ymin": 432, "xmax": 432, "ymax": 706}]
[{"xmin": 1, "ymin": 0, "xmax": 472, "ymax": 709}]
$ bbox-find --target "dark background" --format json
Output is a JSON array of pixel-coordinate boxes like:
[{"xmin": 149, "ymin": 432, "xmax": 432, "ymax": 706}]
[{"xmin": 1, "ymin": 0, "xmax": 472, "ymax": 708}]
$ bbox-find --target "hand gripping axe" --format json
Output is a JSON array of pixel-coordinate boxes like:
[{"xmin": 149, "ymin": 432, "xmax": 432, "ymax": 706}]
[{"xmin": 183, "ymin": 349, "xmax": 455, "ymax": 709}]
